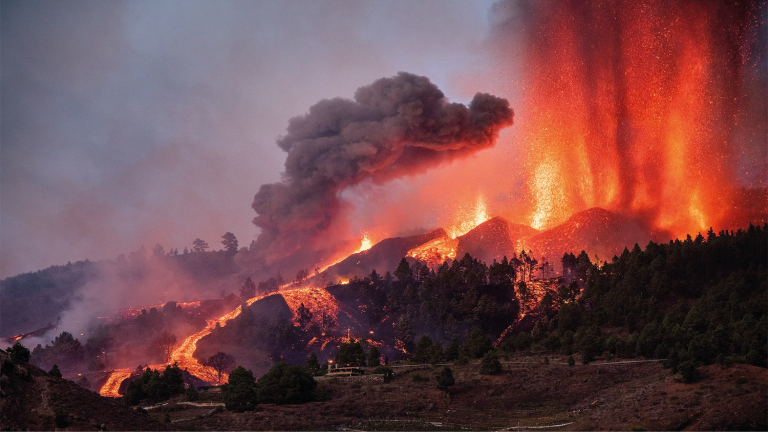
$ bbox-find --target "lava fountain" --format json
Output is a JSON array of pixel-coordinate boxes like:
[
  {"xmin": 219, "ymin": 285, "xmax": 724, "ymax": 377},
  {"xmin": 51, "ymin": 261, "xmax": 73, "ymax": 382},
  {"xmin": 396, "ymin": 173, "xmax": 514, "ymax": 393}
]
[{"xmin": 501, "ymin": 0, "xmax": 766, "ymax": 236}]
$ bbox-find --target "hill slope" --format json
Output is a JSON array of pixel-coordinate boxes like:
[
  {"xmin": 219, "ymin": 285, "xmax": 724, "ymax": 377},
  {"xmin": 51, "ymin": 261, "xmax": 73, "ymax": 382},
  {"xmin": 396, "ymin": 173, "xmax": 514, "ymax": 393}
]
[{"xmin": 0, "ymin": 350, "xmax": 169, "ymax": 431}]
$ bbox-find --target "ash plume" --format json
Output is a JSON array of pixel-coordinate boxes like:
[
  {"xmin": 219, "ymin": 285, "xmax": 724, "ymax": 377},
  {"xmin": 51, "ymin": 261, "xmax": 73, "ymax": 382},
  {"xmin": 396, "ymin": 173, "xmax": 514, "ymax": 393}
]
[{"xmin": 252, "ymin": 72, "xmax": 513, "ymax": 269}]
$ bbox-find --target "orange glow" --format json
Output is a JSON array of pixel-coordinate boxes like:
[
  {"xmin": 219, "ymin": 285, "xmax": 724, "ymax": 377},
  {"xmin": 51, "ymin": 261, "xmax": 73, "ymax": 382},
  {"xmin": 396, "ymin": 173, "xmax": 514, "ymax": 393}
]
[
  {"xmin": 517, "ymin": 0, "xmax": 755, "ymax": 238},
  {"xmin": 445, "ymin": 194, "xmax": 490, "ymax": 239},
  {"xmin": 99, "ymin": 368, "xmax": 133, "ymax": 398},
  {"xmin": 406, "ymin": 236, "xmax": 457, "ymax": 268},
  {"xmin": 357, "ymin": 233, "xmax": 373, "ymax": 253},
  {"xmin": 280, "ymin": 287, "xmax": 341, "ymax": 328}
]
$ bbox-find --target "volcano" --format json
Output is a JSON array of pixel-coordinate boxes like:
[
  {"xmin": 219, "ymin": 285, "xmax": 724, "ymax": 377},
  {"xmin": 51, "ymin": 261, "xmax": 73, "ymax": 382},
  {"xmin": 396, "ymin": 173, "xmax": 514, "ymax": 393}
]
[
  {"xmin": 521, "ymin": 207, "xmax": 655, "ymax": 264},
  {"xmin": 318, "ymin": 228, "xmax": 447, "ymax": 282},
  {"xmin": 456, "ymin": 216, "xmax": 539, "ymax": 264}
]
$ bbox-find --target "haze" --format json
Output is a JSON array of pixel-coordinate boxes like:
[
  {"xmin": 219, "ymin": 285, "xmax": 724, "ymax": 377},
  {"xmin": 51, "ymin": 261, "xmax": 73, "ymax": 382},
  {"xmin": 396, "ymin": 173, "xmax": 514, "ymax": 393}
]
[{"xmin": 0, "ymin": 0, "xmax": 500, "ymax": 278}]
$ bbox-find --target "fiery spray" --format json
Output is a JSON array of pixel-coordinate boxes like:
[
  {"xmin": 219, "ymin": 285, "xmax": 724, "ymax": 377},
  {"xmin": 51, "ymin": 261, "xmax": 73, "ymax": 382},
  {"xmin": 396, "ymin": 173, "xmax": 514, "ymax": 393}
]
[{"xmin": 495, "ymin": 0, "xmax": 766, "ymax": 236}]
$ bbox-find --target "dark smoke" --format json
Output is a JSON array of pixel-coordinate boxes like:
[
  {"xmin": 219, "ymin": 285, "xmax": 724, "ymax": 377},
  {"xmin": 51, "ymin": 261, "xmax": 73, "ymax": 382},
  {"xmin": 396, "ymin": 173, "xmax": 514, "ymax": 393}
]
[{"xmin": 251, "ymin": 72, "xmax": 513, "ymax": 269}]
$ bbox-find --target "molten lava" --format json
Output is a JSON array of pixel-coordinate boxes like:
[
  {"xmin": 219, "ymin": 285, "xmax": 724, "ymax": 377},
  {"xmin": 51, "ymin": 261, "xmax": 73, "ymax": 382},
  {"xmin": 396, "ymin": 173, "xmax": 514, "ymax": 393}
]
[
  {"xmin": 99, "ymin": 369, "xmax": 133, "ymax": 398},
  {"xmin": 406, "ymin": 236, "xmax": 457, "ymax": 268},
  {"xmin": 357, "ymin": 233, "xmax": 373, "ymax": 253},
  {"xmin": 407, "ymin": 195, "xmax": 491, "ymax": 267},
  {"xmin": 513, "ymin": 0, "xmax": 764, "ymax": 237},
  {"xmin": 280, "ymin": 287, "xmax": 342, "ymax": 328}
]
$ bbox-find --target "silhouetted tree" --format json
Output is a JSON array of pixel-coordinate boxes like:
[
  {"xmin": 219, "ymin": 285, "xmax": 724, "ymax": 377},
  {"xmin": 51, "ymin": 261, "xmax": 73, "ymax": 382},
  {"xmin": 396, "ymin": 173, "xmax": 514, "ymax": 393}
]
[
  {"xmin": 435, "ymin": 366, "xmax": 455, "ymax": 392},
  {"xmin": 148, "ymin": 331, "xmax": 177, "ymax": 363},
  {"xmin": 368, "ymin": 346, "xmax": 381, "ymax": 368},
  {"xmin": 192, "ymin": 238, "xmax": 209, "ymax": 252},
  {"xmin": 240, "ymin": 277, "xmax": 256, "ymax": 299},
  {"xmin": 7, "ymin": 342, "xmax": 30, "ymax": 363},
  {"xmin": 49, "ymin": 364, "xmax": 62, "ymax": 378},
  {"xmin": 297, "ymin": 302, "xmax": 313, "ymax": 330},
  {"xmin": 205, "ymin": 351, "xmax": 236, "ymax": 385},
  {"xmin": 221, "ymin": 232, "xmax": 238, "ymax": 253},
  {"xmin": 295, "ymin": 269, "xmax": 309, "ymax": 283}
]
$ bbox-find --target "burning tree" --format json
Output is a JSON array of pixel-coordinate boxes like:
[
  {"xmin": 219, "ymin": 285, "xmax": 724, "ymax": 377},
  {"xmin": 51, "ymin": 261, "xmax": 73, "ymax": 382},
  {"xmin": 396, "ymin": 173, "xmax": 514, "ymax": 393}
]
[{"xmin": 204, "ymin": 351, "xmax": 236, "ymax": 385}]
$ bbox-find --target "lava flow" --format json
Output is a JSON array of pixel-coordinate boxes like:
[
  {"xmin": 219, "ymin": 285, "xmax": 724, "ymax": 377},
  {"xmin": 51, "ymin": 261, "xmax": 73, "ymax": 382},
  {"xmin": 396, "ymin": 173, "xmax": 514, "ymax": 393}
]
[
  {"xmin": 99, "ymin": 286, "xmax": 349, "ymax": 397},
  {"xmin": 406, "ymin": 195, "xmax": 490, "ymax": 267}
]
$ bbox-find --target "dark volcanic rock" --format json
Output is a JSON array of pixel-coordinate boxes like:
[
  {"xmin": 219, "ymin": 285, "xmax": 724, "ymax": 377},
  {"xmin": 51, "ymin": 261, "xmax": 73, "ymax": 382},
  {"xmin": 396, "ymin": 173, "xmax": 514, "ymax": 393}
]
[
  {"xmin": 523, "ymin": 207, "xmax": 654, "ymax": 263},
  {"xmin": 321, "ymin": 229, "xmax": 447, "ymax": 281},
  {"xmin": 456, "ymin": 217, "xmax": 539, "ymax": 264}
]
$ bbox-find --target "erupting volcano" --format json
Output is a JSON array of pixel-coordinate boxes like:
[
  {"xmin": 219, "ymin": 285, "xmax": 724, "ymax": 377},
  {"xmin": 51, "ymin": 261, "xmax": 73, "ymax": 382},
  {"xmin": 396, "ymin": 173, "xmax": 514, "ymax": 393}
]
[
  {"xmin": 15, "ymin": 0, "xmax": 765, "ymax": 406},
  {"xmin": 501, "ymin": 0, "xmax": 766, "ymax": 237}
]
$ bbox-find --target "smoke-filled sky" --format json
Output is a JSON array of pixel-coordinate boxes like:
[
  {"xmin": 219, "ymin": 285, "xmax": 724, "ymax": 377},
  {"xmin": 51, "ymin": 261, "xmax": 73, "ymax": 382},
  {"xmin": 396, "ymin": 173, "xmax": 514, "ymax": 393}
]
[{"xmin": 1, "ymin": 0, "xmax": 507, "ymax": 278}]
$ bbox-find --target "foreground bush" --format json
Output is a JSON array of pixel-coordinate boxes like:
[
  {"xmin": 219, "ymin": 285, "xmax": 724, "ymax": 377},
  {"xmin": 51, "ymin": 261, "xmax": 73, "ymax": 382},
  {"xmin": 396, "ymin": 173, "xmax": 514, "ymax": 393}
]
[
  {"xmin": 256, "ymin": 361, "xmax": 317, "ymax": 404},
  {"xmin": 222, "ymin": 366, "xmax": 257, "ymax": 412}
]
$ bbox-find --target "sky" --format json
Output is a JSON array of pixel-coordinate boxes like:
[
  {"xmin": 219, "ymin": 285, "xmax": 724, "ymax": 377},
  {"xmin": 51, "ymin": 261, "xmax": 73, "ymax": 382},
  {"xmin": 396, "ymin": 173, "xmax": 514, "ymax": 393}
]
[{"xmin": 1, "ymin": 0, "xmax": 510, "ymax": 278}]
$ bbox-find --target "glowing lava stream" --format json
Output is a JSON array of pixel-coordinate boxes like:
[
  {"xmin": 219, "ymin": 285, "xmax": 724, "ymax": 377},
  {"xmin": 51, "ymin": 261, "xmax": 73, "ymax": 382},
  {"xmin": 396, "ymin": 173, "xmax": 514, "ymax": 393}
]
[{"xmin": 99, "ymin": 290, "xmax": 292, "ymax": 397}]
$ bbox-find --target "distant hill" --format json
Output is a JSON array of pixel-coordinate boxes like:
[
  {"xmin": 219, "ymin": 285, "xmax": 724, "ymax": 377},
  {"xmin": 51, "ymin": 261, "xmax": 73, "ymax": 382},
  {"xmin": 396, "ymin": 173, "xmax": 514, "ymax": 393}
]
[{"xmin": 0, "ymin": 349, "xmax": 169, "ymax": 431}]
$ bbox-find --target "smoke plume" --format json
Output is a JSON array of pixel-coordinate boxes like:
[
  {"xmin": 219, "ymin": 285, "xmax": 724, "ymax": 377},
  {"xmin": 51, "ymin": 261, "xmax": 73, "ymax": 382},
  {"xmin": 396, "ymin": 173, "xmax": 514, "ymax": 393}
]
[{"xmin": 252, "ymin": 72, "xmax": 513, "ymax": 269}]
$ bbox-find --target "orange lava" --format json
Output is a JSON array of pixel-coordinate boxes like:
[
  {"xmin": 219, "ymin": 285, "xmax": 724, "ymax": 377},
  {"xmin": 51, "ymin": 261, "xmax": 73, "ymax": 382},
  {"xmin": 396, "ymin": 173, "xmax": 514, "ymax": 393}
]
[
  {"xmin": 99, "ymin": 368, "xmax": 132, "ymax": 398},
  {"xmin": 280, "ymin": 287, "xmax": 341, "ymax": 328},
  {"xmin": 357, "ymin": 233, "xmax": 373, "ymax": 253},
  {"xmin": 517, "ymin": 0, "xmax": 761, "ymax": 237},
  {"xmin": 406, "ymin": 236, "xmax": 458, "ymax": 268},
  {"xmin": 98, "ymin": 286, "xmax": 346, "ymax": 396}
]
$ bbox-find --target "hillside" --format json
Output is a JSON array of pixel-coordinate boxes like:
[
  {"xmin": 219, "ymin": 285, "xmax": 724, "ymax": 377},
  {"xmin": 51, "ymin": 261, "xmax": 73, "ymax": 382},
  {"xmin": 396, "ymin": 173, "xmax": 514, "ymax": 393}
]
[
  {"xmin": 123, "ymin": 358, "xmax": 766, "ymax": 431},
  {"xmin": 319, "ymin": 228, "xmax": 448, "ymax": 281},
  {"xmin": 456, "ymin": 216, "xmax": 539, "ymax": 264},
  {"xmin": 522, "ymin": 207, "xmax": 654, "ymax": 263},
  {"xmin": 0, "ymin": 350, "xmax": 170, "ymax": 431}
]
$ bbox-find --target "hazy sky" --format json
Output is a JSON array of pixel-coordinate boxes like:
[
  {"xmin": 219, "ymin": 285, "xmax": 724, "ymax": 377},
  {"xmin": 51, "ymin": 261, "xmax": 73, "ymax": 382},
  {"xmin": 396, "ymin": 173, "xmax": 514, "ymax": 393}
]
[{"xmin": 1, "ymin": 0, "xmax": 506, "ymax": 278}]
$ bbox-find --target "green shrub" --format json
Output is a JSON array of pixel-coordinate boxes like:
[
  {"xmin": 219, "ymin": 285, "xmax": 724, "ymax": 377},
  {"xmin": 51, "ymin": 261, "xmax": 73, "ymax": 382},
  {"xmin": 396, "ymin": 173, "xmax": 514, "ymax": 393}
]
[
  {"xmin": 256, "ymin": 361, "xmax": 318, "ymax": 404},
  {"xmin": 412, "ymin": 373, "xmax": 429, "ymax": 382},
  {"xmin": 435, "ymin": 366, "xmax": 455, "ymax": 390},
  {"xmin": 678, "ymin": 361, "xmax": 700, "ymax": 383},
  {"xmin": 222, "ymin": 366, "xmax": 257, "ymax": 412},
  {"xmin": 479, "ymin": 351, "xmax": 502, "ymax": 375}
]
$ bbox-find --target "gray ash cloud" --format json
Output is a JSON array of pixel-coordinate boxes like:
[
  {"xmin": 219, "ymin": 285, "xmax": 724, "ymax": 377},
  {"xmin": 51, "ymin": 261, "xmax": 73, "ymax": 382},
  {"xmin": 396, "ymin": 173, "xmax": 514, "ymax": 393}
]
[{"xmin": 251, "ymin": 72, "xmax": 513, "ymax": 269}]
